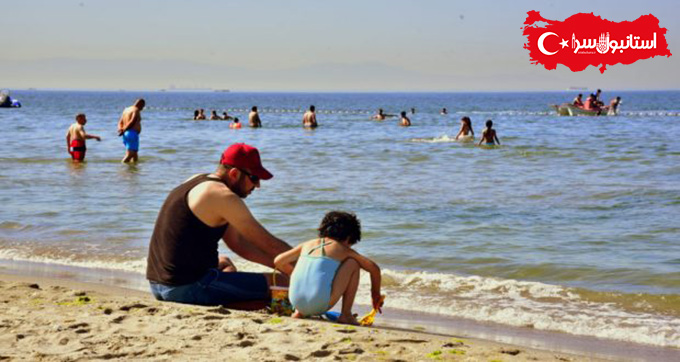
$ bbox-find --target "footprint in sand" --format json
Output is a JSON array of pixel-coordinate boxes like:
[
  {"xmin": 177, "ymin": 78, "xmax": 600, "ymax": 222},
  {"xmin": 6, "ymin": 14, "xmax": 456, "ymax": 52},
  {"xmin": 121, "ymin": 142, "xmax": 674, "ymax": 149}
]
[
  {"xmin": 309, "ymin": 350, "xmax": 333, "ymax": 358},
  {"xmin": 238, "ymin": 340, "xmax": 255, "ymax": 347},
  {"xmin": 119, "ymin": 303, "xmax": 148, "ymax": 311}
]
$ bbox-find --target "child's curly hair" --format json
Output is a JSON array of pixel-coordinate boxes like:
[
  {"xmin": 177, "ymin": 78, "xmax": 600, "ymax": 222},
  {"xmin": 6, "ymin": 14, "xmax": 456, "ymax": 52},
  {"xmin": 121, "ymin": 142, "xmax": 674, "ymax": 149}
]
[{"xmin": 318, "ymin": 211, "xmax": 361, "ymax": 245}]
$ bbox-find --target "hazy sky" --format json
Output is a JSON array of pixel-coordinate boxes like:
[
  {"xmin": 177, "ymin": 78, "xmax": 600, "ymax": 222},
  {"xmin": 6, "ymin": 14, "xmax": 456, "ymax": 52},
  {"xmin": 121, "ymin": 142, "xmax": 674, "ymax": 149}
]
[{"xmin": 2, "ymin": 0, "xmax": 677, "ymax": 91}]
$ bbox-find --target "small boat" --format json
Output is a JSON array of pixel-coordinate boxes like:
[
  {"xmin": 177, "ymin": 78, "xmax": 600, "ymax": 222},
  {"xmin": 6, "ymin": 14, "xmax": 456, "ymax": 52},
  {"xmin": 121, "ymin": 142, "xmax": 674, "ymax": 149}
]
[
  {"xmin": 0, "ymin": 90, "xmax": 21, "ymax": 108},
  {"xmin": 551, "ymin": 103, "xmax": 610, "ymax": 116}
]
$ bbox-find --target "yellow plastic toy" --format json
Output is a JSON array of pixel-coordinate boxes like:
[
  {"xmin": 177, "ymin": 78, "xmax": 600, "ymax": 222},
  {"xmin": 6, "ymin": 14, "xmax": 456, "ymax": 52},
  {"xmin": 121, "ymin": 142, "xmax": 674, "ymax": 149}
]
[{"xmin": 359, "ymin": 295, "xmax": 385, "ymax": 326}]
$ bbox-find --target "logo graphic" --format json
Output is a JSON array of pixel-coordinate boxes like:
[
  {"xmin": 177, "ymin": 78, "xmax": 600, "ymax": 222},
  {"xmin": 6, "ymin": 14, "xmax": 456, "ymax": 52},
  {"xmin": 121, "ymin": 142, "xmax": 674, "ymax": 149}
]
[{"xmin": 522, "ymin": 11, "xmax": 671, "ymax": 73}]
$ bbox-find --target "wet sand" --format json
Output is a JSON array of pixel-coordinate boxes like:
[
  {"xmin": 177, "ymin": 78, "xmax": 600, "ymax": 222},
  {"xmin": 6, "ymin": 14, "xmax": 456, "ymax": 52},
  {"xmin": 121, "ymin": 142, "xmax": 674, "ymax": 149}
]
[{"xmin": 0, "ymin": 273, "xmax": 602, "ymax": 362}]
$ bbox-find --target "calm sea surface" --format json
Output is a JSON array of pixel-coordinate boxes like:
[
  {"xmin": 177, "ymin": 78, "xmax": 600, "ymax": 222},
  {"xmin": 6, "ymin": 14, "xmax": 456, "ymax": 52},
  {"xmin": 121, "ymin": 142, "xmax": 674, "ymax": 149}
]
[{"xmin": 1, "ymin": 90, "xmax": 679, "ymax": 347}]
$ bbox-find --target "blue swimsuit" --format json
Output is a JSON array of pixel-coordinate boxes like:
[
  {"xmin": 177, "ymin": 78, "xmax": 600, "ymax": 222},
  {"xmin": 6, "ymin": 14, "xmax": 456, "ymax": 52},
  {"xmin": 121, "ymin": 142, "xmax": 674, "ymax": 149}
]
[{"xmin": 289, "ymin": 239, "xmax": 341, "ymax": 316}]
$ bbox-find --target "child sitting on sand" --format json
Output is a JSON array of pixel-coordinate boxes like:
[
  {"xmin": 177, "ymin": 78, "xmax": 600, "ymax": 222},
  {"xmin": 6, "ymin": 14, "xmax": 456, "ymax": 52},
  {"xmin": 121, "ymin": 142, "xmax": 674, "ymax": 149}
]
[
  {"xmin": 478, "ymin": 119, "xmax": 500, "ymax": 146},
  {"xmin": 274, "ymin": 211, "xmax": 382, "ymax": 325}
]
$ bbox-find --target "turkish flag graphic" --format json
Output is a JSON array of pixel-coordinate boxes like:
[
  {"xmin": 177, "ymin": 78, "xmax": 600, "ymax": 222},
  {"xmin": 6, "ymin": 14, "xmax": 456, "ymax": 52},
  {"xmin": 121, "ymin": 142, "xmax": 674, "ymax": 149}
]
[{"xmin": 522, "ymin": 11, "xmax": 672, "ymax": 73}]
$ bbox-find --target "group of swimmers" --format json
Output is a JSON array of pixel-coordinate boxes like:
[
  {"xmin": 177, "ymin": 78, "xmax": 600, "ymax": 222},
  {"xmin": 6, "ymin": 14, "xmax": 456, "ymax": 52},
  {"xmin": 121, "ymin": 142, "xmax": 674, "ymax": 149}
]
[
  {"xmin": 192, "ymin": 107, "xmax": 263, "ymax": 129},
  {"xmin": 371, "ymin": 108, "xmax": 500, "ymax": 146},
  {"xmin": 454, "ymin": 116, "xmax": 500, "ymax": 146},
  {"xmin": 66, "ymin": 100, "xmax": 502, "ymax": 164},
  {"xmin": 571, "ymin": 89, "xmax": 622, "ymax": 115}
]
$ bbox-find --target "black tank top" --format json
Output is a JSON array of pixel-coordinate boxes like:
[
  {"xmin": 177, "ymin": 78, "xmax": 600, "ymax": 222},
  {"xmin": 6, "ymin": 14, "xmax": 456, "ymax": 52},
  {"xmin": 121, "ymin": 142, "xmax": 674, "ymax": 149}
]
[{"xmin": 146, "ymin": 174, "xmax": 229, "ymax": 285}]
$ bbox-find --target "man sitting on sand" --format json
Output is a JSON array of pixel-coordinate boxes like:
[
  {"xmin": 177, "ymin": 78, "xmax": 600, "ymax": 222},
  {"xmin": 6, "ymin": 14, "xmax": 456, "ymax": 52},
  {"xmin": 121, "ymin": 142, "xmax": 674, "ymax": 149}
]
[
  {"xmin": 147, "ymin": 143, "xmax": 292, "ymax": 310},
  {"xmin": 478, "ymin": 120, "xmax": 500, "ymax": 146},
  {"xmin": 303, "ymin": 105, "xmax": 318, "ymax": 128},
  {"xmin": 66, "ymin": 113, "xmax": 101, "ymax": 162},
  {"xmin": 274, "ymin": 211, "xmax": 382, "ymax": 325}
]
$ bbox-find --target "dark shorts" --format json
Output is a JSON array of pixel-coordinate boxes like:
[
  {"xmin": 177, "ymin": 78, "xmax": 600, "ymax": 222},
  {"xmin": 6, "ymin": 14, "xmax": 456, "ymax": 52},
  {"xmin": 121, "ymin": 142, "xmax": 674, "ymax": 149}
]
[{"xmin": 149, "ymin": 269, "xmax": 269, "ymax": 306}]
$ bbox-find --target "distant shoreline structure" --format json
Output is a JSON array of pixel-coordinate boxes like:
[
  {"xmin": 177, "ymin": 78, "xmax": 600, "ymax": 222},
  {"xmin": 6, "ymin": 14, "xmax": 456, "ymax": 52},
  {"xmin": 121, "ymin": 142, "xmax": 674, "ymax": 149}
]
[
  {"xmin": 160, "ymin": 86, "xmax": 230, "ymax": 92},
  {"xmin": 566, "ymin": 86, "xmax": 588, "ymax": 91}
]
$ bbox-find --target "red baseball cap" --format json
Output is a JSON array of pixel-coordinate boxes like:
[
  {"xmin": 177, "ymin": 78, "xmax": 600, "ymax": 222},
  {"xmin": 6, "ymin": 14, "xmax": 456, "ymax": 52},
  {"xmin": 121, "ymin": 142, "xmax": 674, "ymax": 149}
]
[{"xmin": 220, "ymin": 143, "xmax": 273, "ymax": 180}]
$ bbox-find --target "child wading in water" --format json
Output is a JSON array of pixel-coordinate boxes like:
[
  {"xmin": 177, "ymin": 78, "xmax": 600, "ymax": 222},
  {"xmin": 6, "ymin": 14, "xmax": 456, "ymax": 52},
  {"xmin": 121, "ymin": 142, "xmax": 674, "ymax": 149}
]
[
  {"xmin": 478, "ymin": 119, "xmax": 500, "ymax": 146},
  {"xmin": 65, "ymin": 113, "xmax": 101, "ymax": 162},
  {"xmin": 455, "ymin": 116, "xmax": 474, "ymax": 141},
  {"xmin": 274, "ymin": 211, "xmax": 382, "ymax": 325}
]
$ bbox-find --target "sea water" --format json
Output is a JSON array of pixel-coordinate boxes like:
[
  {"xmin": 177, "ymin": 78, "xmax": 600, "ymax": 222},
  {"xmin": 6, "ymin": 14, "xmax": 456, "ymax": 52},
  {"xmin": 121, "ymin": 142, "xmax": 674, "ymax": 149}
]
[{"xmin": 0, "ymin": 90, "xmax": 679, "ymax": 348}]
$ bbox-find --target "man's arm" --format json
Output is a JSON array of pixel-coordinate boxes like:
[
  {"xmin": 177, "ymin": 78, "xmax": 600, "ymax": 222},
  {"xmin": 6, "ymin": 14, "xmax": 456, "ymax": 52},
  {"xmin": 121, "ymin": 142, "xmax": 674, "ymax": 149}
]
[{"xmin": 217, "ymin": 193, "xmax": 292, "ymax": 267}]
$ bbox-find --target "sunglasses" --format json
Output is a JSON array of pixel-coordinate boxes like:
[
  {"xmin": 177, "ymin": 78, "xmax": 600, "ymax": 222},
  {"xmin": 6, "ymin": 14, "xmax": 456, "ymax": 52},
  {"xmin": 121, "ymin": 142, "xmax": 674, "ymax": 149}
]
[{"xmin": 239, "ymin": 169, "xmax": 260, "ymax": 184}]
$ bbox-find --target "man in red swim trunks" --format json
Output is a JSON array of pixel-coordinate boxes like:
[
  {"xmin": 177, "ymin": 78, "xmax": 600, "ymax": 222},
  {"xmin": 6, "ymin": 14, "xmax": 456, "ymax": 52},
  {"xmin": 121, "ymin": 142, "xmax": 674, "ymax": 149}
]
[{"xmin": 65, "ymin": 113, "xmax": 101, "ymax": 162}]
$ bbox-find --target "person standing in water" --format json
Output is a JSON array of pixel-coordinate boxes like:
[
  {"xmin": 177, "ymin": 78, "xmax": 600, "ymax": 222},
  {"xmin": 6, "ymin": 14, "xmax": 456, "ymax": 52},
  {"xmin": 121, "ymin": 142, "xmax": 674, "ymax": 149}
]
[
  {"xmin": 607, "ymin": 97, "xmax": 622, "ymax": 115},
  {"xmin": 303, "ymin": 105, "xmax": 318, "ymax": 128},
  {"xmin": 454, "ymin": 116, "xmax": 474, "ymax": 141},
  {"xmin": 66, "ymin": 113, "xmax": 101, "ymax": 162},
  {"xmin": 117, "ymin": 99, "xmax": 145, "ymax": 163},
  {"xmin": 399, "ymin": 111, "xmax": 411, "ymax": 127},
  {"xmin": 230, "ymin": 117, "xmax": 243, "ymax": 129},
  {"xmin": 478, "ymin": 119, "xmax": 500, "ymax": 146},
  {"xmin": 372, "ymin": 108, "xmax": 387, "ymax": 121},
  {"xmin": 249, "ymin": 106, "xmax": 262, "ymax": 128}
]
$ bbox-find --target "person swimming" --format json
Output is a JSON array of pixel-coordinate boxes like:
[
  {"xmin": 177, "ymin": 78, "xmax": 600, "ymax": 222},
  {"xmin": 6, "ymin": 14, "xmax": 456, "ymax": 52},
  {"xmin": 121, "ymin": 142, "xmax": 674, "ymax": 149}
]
[
  {"xmin": 229, "ymin": 117, "xmax": 242, "ymax": 129},
  {"xmin": 455, "ymin": 116, "xmax": 474, "ymax": 141},
  {"xmin": 478, "ymin": 119, "xmax": 500, "ymax": 146}
]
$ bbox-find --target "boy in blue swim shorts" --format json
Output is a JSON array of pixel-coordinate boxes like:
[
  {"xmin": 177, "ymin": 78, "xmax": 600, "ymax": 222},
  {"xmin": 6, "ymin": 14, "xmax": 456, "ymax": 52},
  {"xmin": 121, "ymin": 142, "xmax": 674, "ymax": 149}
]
[
  {"xmin": 274, "ymin": 211, "xmax": 382, "ymax": 325},
  {"xmin": 117, "ymin": 99, "xmax": 145, "ymax": 163}
]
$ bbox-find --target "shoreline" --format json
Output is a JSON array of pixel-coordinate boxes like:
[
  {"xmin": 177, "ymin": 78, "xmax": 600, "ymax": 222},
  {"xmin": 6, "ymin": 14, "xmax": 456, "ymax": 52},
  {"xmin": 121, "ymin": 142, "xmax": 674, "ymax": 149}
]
[
  {"xmin": 0, "ymin": 272, "xmax": 593, "ymax": 362},
  {"xmin": 2, "ymin": 261, "xmax": 679, "ymax": 361}
]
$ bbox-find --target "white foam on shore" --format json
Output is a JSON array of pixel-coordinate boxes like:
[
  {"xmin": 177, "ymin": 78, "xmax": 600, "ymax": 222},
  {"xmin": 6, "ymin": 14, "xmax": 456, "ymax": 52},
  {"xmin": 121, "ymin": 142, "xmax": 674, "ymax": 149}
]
[
  {"xmin": 0, "ymin": 247, "xmax": 678, "ymax": 348},
  {"xmin": 0, "ymin": 248, "xmax": 146, "ymax": 274}
]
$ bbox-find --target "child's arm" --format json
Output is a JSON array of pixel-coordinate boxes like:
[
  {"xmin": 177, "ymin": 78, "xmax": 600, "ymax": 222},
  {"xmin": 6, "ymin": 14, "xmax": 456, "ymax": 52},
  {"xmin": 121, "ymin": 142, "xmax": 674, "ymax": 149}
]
[
  {"xmin": 477, "ymin": 130, "xmax": 485, "ymax": 145},
  {"xmin": 274, "ymin": 243, "xmax": 303, "ymax": 276},
  {"xmin": 349, "ymin": 251, "xmax": 382, "ymax": 312},
  {"xmin": 454, "ymin": 126, "xmax": 464, "ymax": 140},
  {"xmin": 494, "ymin": 132, "xmax": 500, "ymax": 145},
  {"xmin": 85, "ymin": 134, "xmax": 101, "ymax": 141},
  {"xmin": 65, "ymin": 131, "xmax": 71, "ymax": 154}
]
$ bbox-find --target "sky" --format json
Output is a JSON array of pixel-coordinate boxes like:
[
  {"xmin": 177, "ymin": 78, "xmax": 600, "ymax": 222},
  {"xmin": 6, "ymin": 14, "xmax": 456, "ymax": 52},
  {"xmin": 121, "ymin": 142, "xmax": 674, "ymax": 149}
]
[{"xmin": 1, "ymin": 0, "xmax": 677, "ymax": 91}]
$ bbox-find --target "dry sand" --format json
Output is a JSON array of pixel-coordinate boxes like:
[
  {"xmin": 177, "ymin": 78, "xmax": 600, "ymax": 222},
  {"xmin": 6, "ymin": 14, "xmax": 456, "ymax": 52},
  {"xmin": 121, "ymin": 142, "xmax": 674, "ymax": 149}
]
[{"xmin": 0, "ymin": 274, "xmax": 604, "ymax": 361}]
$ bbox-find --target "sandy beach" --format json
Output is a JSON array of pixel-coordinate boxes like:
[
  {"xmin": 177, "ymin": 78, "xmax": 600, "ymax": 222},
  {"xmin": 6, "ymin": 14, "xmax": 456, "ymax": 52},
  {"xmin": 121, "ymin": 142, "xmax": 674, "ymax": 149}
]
[{"xmin": 0, "ymin": 273, "xmax": 603, "ymax": 362}]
